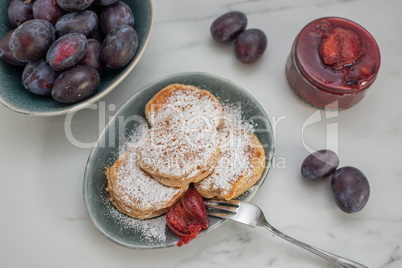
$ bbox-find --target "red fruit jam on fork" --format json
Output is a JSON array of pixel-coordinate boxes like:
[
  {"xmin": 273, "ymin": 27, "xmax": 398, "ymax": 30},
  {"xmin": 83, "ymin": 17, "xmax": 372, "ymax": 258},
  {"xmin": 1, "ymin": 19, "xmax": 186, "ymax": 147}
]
[{"xmin": 286, "ymin": 17, "xmax": 380, "ymax": 110}]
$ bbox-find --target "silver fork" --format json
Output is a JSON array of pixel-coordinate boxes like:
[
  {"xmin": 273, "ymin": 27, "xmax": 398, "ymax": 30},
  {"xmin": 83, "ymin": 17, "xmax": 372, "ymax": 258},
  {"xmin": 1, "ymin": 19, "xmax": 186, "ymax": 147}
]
[{"xmin": 204, "ymin": 199, "xmax": 367, "ymax": 268}]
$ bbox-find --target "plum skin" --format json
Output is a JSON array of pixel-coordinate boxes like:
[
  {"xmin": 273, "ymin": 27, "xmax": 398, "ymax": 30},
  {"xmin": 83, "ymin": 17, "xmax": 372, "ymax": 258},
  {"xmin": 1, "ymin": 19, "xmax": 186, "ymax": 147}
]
[{"xmin": 331, "ymin": 166, "xmax": 370, "ymax": 214}]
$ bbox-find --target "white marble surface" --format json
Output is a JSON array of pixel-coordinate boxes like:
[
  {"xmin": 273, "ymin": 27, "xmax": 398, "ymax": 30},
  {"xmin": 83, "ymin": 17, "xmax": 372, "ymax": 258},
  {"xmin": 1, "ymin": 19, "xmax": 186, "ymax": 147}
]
[{"xmin": 1, "ymin": 0, "xmax": 401, "ymax": 267}]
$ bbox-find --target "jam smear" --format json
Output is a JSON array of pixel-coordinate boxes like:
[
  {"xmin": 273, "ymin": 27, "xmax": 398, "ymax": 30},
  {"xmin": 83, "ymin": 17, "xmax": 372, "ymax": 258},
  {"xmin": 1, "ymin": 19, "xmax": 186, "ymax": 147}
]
[
  {"xmin": 166, "ymin": 188, "xmax": 209, "ymax": 247},
  {"xmin": 319, "ymin": 27, "xmax": 364, "ymax": 69}
]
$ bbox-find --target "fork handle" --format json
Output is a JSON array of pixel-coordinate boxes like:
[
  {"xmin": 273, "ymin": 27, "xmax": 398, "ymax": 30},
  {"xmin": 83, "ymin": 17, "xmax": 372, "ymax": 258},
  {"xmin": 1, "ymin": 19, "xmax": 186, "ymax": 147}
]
[{"xmin": 263, "ymin": 224, "xmax": 367, "ymax": 268}]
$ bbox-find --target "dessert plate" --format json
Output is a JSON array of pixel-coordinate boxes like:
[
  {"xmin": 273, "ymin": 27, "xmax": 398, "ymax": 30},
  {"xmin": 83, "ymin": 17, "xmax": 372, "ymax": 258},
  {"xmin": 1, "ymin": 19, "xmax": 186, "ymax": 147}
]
[{"xmin": 83, "ymin": 72, "xmax": 275, "ymax": 249}]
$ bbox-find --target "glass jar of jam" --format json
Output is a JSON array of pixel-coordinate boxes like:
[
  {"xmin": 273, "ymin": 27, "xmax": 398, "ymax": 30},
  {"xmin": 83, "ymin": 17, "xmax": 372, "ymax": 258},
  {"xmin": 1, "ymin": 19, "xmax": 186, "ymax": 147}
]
[{"xmin": 286, "ymin": 17, "xmax": 381, "ymax": 110}]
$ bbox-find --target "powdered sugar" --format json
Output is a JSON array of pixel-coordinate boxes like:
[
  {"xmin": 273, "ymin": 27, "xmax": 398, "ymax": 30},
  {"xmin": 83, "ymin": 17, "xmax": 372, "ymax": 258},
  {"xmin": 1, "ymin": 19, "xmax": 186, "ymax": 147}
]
[
  {"xmin": 196, "ymin": 102, "xmax": 257, "ymax": 197},
  {"xmin": 105, "ymin": 121, "xmax": 171, "ymax": 243},
  {"xmin": 112, "ymin": 157, "xmax": 181, "ymax": 210},
  {"xmin": 103, "ymin": 190, "xmax": 168, "ymax": 244},
  {"xmin": 196, "ymin": 131, "xmax": 253, "ymax": 197},
  {"xmin": 148, "ymin": 85, "xmax": 223, "ymax": 129},
  {"xmin": 139, "ymin": 107, "xmax": 220, "ymax": 179},
  {"xmin": 118, "ymin": 117, "xmax": 149, "ymax": 155},
  {"xmin": 109, "ymin": 123, "xmax": 182, "ymax": 210},
  {"xmin": 220, "ymin": 101, "xmax": 255, "ymax": 134}
]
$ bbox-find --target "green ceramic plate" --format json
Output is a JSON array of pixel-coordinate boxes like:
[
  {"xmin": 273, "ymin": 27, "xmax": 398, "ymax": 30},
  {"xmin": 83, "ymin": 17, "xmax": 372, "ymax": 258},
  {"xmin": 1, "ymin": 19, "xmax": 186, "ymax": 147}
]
[
  {"xmin": 0, "ymin": 0, "xmax": 153, "ymax": 116},
  {"xmin": 83, "ymin": 72, "xmax": 275, "ymax": 249}
]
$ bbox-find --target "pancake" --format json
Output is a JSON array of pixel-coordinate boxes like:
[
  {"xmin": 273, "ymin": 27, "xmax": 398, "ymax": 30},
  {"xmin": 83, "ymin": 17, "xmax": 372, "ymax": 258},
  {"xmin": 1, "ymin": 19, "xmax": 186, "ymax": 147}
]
[
  {"xmin": 152, "ymin": 161, "xmax": 217, "ymax": 188},
  {"xmin": 106, "ymin": 146, "xmax": 188, "ymax": 220},
  {"xmin": 194, "ymin": 131, "xmax": 266, "ymax": 200},
  {"xmin": 137, "ymin": 115, "xmax": 221, "ymax": 186},
  {"xmin": 145, "ymin": 84, "xmax": 224, "ymax": 130}
]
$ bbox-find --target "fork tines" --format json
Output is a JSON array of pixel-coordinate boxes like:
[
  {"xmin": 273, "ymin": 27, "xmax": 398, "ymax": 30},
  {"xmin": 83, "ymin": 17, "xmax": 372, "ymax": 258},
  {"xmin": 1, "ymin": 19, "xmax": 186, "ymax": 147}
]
[{"xmin": 204, "ymin": 199, "xmax": 240, "ymax": 218}]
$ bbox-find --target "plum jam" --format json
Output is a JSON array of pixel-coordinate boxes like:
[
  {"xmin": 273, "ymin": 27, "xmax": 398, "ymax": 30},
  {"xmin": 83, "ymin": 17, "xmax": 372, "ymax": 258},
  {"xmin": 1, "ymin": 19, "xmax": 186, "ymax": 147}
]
[
  {"xmin": 166, "ymin": 188, "xmax": 209, "ymax": 247},
  {"xmin": 286, "ymin": 17, "xmax": 380, "ymax": 110}
]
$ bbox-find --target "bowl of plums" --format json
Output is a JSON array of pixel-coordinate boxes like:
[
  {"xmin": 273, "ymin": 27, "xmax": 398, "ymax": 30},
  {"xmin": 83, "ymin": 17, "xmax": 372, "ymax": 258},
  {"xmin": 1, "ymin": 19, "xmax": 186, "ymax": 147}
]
[{"xmin": 0, "ymin": 0, "xmax": 153, "ymax": 116}]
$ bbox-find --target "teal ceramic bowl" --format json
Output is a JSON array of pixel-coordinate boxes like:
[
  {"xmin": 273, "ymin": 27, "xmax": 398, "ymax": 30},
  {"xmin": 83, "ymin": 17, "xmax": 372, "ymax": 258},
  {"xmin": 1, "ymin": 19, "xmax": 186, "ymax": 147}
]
[
  {"xmin": 0, "ymin": 0, "xmax": 153, "ymax": 116},
  {"xmin": 83, "ymin": 72, "xmax": 275, "ymax": 249}
]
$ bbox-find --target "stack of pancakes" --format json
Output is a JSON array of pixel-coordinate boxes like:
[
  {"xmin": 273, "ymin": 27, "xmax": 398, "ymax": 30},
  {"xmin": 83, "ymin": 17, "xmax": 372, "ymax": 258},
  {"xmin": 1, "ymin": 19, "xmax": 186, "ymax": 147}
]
[{"xmin": 106, "ymin": 84, "xmax": 266, "ymax": 219}]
